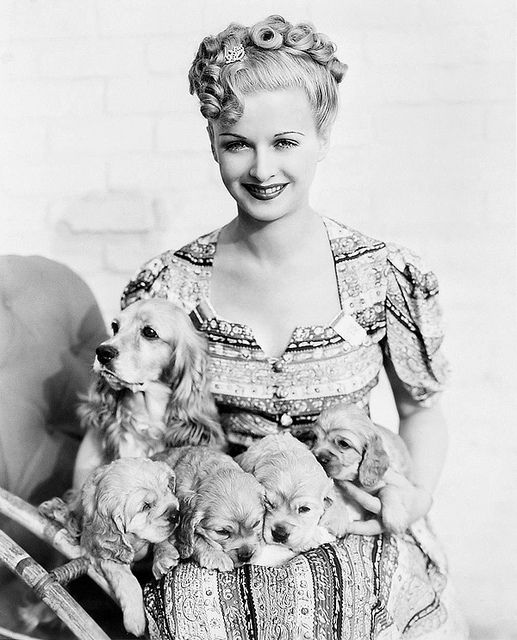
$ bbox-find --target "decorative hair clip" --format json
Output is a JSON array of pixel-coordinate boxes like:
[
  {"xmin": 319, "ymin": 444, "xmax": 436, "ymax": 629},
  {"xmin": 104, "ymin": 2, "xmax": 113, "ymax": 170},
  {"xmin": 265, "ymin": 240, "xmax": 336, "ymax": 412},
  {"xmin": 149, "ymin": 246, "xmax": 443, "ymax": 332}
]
[{"xmin": 224, "ymin": 43, "xmax": 245, "ymax": 64}]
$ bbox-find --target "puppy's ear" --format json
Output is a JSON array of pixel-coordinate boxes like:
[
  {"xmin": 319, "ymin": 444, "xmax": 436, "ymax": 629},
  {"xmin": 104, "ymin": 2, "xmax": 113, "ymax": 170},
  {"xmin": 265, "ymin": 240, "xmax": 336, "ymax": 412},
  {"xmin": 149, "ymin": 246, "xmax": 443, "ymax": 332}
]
[
  {"xmin": 358, "ymin": 435, "xmax": 389, "ymax": 489},
  {"xmin": 176, "ymin": 492, "xmax": 203, "ymax": 559},
  {"xmin": 80, "ymin": 467, "xmax": 134, "ymax": 564}
]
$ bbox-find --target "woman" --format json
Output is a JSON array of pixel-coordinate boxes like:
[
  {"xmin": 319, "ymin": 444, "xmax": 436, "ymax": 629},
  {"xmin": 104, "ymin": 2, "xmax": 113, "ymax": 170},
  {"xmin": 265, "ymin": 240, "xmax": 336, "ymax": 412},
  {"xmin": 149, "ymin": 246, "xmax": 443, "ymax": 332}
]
[{"xmin": 123, "ymin": 15, "xmax": 467, "ymax": 639}]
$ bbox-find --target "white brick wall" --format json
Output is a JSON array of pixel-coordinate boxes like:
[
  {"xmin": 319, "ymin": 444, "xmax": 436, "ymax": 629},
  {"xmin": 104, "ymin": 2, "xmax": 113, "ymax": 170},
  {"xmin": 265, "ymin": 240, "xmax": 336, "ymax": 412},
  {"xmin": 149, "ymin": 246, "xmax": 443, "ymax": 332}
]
[{"xmin": 0, "ymin": 1, "xmax": 515, "ymax": 636}]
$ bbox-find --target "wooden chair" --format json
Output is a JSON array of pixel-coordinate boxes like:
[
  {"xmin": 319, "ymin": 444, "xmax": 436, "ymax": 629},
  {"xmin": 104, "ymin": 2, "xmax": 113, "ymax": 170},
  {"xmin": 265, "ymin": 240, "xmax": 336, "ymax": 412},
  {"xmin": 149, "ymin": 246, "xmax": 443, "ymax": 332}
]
[{"xmin": 0, "ymin": 486, "xmax": 118, "ymax": 640}]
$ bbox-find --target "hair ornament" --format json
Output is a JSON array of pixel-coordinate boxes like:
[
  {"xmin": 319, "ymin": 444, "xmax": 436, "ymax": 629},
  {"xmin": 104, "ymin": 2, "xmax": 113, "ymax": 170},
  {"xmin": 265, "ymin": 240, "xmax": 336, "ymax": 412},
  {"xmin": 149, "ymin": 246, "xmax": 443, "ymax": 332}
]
[{"xmin": 224, "ymin": 43, "xmax": 245, "ymax": 64}]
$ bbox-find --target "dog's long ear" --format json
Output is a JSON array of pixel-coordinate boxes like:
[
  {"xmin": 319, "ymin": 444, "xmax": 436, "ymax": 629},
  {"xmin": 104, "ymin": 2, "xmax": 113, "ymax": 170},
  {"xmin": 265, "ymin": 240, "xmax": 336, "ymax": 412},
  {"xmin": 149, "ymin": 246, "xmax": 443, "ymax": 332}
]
[
  {"xmin": 358, "ymin": 435, "xmax": 389, "ymax": 488},
  {"xmin": 77, "ymin": 377, "xmax": 122, "ymax": 460},
  {"xmin": 175, "ymin": 491, "xmax": 203, "ymax": 559},
  {"xmin": 162, "ymin": 315, "xmax": 223, "ymax": 447},
  {"xmin": 80, "ymin": 466, "xmax": 134, "ymax": 564}
]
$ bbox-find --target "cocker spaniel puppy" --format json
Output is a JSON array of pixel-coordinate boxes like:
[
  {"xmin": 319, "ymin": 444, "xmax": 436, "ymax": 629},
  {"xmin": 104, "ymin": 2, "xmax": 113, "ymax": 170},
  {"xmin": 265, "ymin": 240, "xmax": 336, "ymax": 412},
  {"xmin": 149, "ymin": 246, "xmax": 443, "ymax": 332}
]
[
  {"xmin": 154, "ymin": 447, "xmax": 265, "ymax": 572},
  {"xmin": 294, "ymin": 404, "xmax": 413, "ymax": 534},
  {"xmin": 73, "ymin": 298, "xmax": 225, "ymax": 489},
  {"xmin": 237, "ymin": 433, "xmax": 348, "ymax": 554},
  {"xmin": 80, "ymin": 457, "xmax": 179, "ymax": 636}
]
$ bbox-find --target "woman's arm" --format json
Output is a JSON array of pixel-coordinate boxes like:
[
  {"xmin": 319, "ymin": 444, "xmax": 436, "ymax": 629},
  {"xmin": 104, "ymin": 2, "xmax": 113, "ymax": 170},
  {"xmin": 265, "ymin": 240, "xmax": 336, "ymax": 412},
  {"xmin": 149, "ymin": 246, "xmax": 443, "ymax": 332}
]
[
  {"xmin": 340, "ymin": 365, "xmax": 448, "ymax": 534},
  {"xmin": 388, "ymin": 359, "xmax": 448, "ymax": 522}
]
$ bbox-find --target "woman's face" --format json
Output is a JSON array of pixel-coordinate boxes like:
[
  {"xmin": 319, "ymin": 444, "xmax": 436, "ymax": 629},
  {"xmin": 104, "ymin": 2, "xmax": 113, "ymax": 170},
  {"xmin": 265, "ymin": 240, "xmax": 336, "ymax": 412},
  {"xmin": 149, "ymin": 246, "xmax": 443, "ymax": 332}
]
[{"xmin": 209, "ymin": 87, "xmax": 329, "ymax": 224}]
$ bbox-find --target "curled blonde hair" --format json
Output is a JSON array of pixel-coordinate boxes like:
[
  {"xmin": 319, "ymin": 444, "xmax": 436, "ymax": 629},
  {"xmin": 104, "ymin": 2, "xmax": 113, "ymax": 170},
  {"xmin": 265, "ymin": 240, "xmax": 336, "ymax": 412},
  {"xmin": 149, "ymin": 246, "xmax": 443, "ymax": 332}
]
[{"xmin": 189, "ymin": 15, "xmax": 347, "ymax": 133}]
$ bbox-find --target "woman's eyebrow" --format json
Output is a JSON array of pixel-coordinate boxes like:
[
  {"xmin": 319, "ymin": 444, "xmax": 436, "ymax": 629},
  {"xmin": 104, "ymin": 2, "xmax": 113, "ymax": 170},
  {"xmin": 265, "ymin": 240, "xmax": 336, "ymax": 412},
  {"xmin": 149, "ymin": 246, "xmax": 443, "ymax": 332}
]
[
  {"xmin": 275, "ymin": 131, "xmax": 305, "ymax": 137},
  {"xmin": 219, "ymin": 132, "xmax": 247, "ymax": 139}
]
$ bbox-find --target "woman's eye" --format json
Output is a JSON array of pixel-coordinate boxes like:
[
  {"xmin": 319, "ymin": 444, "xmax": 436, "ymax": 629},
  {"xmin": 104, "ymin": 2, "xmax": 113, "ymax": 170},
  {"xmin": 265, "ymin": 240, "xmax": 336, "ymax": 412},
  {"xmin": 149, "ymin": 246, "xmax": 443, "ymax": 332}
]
[
  {"xmin": 142, "ymin": 326, "xmax": 158, "ymax": 339},
  {"xmin": 225, "ymin": 141, "xmax": 248, "ymax": 152},
  {"xmin": 298, "ymin": 506, "xmax": 311, "ymax": 514},
  {"xmin": 111, "ymin": 321, "xmax": 119, "ymax": 335},
  {"xmin": 275, "ymin": 139, "xmax": 298, "ymax": 150},
  {"xmin": 336, "ymin": 439, "xmax": 351, "ymax": 449}
]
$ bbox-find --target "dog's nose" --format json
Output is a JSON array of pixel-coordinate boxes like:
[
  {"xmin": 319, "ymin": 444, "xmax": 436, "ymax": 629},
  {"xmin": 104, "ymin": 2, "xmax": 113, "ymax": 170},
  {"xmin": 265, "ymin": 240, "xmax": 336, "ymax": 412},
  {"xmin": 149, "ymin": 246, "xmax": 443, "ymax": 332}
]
[
  {"xmin": 271, "ymin": 526, "xmax": 289, "ymax": 544},
  {"xmin": 237, "ymin": 546, "xmax": 254, "ymax": 563},
  {"xmin": 166, "ymin": 508, "xmax": 178, "ymax": 526},
  {"xmin": 96, "ymin": 345, "xmax": 119, "ymax": 365},
  {"xmin": 315, "ymin": 449, "xmax": 333, "ymax": 465}
]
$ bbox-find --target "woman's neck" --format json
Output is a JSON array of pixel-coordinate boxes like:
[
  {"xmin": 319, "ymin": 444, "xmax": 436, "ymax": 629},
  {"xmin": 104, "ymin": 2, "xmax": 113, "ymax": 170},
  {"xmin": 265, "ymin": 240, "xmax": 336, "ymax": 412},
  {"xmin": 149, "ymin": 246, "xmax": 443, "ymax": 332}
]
[{"xmin": 224, "ymin": 207, "xmax": 324, "ymax": 265}]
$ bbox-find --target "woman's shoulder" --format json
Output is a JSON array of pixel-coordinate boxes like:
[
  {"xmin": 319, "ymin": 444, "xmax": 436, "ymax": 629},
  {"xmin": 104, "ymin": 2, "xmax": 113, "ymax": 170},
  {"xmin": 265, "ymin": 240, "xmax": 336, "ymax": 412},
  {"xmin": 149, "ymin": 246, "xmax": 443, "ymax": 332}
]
[
  {"xmin": 121, "ymin": 226, "xmax": 221, "ymax": 309},
  {"xmin": 323, "ymin": 217, "xmax": 437, "ymax": 285}
]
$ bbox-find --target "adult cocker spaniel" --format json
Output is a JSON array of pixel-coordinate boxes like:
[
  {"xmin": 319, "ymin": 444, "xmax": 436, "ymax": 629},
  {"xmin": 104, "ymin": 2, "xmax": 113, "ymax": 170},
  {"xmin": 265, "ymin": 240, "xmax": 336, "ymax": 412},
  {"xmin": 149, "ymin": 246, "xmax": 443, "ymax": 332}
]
[{"xmin": 73, "ymin": 298, "xmax": 225, "ymax": 489}]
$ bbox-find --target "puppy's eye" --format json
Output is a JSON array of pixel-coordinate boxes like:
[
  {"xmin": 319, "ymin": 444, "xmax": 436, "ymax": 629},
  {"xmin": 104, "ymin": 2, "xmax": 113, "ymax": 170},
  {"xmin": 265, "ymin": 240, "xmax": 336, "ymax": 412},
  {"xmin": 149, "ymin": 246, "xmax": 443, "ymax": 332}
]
[
  {"xmin": 142, "ymin": 501, "xmax": 153, "ymax": 511},
  {"xmin": 298, "ymin": 506, "xmax": 311, "ymax": 514},
  {"xmin": 141, "ymin": 326, "xmax": 158, "ymax": 340},
  {"xmin": 215, "ymin": 529, "xmax": 231, "ymax": 539},
  {"xmin": 264, "ymin": 499, "xmax": 276, "ymax": 511},
  {"xmin": 111, "ymin": 321, "xmax": 119, "ymax": 335},
  {"xmin": 336, "ymin": 438, "xmax": 351, "ymax": 449},
  {"xmin": 295, "ymin": 432, "xmax": 316, "ymax": 447},
  {"xmin": 252, "ymin": 520, "xmax": 262, "ymax": 529}
]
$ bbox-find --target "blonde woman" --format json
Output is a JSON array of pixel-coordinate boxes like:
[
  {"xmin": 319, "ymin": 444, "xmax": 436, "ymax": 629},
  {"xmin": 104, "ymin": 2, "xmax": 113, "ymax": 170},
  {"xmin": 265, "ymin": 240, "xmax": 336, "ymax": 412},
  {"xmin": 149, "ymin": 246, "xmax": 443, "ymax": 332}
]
[{"xmin": 124, "ymin": 15, "xmax": 468, "ymax": 639}]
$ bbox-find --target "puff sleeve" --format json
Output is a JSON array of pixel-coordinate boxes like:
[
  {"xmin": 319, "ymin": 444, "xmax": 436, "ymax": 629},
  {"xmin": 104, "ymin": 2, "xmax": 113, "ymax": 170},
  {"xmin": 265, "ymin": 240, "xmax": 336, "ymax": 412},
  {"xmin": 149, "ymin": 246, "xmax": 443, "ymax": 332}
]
[{"xmin": 383, "ymin": 243, "xmax": 450, "ymax": 406}]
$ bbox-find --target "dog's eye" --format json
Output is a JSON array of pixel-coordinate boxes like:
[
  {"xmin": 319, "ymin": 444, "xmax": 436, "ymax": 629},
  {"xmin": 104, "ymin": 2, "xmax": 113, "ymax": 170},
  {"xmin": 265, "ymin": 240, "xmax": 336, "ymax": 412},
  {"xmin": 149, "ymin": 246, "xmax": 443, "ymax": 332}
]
[
  {"xmin": 215, "ymin": 529, "xmax": 231, "ymax": 539},
  {"xmin": 336, "ymin": 438, "xmax": 351, "ymax": 449},
  {"xmin": 142, "ymin": 501, "xmax": 153, "ymax": 511},
  {"xmin": 295, "ymin": 432, "xmax": 315, "ymax": 447},
  {"xmin": 111, "ymin": 321, "xmax": 119, "ymax": 335},
  {"xmin": 298, "ymin": 506, "xmax": 311, "ymax": 514},
  {"xmin": 141, "ymin": 326, "xmax": 159, "ymax": 340},
  {"xmin": 252, "ymin": 520, "xmax": 262, "ymax": 529}
]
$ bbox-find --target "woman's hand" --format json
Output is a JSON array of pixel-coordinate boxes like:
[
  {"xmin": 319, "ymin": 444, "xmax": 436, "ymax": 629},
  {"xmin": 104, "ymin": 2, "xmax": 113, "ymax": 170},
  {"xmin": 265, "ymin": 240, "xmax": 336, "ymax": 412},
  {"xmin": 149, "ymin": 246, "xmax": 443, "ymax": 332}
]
[{"xmin": 337, "ymin": 471, "xmax": 433, "ymax": 536}]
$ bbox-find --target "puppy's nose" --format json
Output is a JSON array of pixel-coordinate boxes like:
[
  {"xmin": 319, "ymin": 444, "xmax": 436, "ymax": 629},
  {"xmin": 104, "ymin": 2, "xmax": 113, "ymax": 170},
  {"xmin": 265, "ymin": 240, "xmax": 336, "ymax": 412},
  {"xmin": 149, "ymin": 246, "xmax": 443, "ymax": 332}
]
[
  {"xmin": 237, "ymin": 546, "xmax": 254, "ymax": 563},
  {"xmin": 96, "ymin": 345, "xmax": 119, "ymax": 365},
  {"xmin": 315, "ymin": 449, "xmax": 333, "ymax": 465},
  {"xmin": 271, "ymin": 526, "xmax": 289, "ymax": 544},
  {"xmin": 166, "ymin": 508, "xmax": 178, "ymax": 525}
]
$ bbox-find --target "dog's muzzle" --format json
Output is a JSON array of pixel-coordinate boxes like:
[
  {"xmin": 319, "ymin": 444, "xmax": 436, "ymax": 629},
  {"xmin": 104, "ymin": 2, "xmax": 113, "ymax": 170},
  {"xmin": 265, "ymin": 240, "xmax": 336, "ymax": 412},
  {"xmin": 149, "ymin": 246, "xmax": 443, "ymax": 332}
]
[
  {"xmin": 96, "ymin": 344, "xmax": 119, "ymax": 365},
  {"xmin": 271, "ymin": 525, "xmax": 290, "ymax": 544}
]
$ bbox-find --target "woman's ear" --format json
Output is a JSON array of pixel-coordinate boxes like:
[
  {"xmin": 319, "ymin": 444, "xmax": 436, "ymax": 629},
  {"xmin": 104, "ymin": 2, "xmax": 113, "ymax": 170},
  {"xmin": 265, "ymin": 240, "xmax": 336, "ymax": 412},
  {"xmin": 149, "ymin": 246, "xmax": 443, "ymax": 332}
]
[
  {"xmin": 317, "ymin": 127, "xmax": 331, "ymax": 162},
  {"xmin": 207, "ymin": 124, "xmax": 219, "ymax": 163}
]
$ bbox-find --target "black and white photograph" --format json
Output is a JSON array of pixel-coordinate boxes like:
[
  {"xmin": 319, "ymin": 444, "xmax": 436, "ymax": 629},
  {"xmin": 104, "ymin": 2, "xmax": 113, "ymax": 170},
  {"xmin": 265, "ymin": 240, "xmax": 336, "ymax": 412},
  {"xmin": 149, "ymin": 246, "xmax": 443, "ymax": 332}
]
[{"xmin": 0, "ymin": 2, "xmax": 515, "ymax": 639}]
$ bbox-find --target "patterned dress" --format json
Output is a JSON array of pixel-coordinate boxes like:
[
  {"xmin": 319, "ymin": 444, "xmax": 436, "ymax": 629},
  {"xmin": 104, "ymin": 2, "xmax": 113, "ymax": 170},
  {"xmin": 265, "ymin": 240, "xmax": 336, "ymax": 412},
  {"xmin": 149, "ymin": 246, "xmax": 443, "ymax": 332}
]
[{"xmin": 122, "ymin": 217, "xmax": 467, "ymax": 639}]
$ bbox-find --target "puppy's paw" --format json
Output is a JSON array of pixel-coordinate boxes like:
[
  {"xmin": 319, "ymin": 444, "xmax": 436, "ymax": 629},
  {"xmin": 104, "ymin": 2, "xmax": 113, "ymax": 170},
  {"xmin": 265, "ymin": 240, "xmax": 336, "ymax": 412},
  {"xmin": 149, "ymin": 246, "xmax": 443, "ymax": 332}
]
[
  {"xmin": 321, "ymin": 511, "xmax": 349, "ymax": 538},
  {"xmin": 122, "ymin": 603, "xmax": 146, "ymax": 637},
  {"xmin": 198, "ymin": 550, "xmax": 234, "ymax": 572},
  {"xmin": 152, "ymin": 545, "xmax": 179, "ymax": 579}
]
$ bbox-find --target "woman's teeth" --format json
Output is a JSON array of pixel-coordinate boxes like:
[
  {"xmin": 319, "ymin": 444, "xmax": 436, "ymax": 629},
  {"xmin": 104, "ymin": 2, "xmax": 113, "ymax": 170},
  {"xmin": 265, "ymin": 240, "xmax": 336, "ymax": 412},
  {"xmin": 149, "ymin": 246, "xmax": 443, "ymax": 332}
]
[{"xmin": 245, "ymin": 184, "xmax": 287, "ymax": 200}]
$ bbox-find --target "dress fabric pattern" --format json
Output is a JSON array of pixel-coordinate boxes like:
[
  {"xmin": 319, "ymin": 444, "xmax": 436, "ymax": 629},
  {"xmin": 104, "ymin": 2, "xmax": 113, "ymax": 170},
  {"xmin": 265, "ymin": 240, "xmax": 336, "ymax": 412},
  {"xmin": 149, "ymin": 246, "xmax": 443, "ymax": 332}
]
[
  {"xmin": 122, "ymin": 217, "xmax": 467, "ymax": 639},
  {"xmin": 122, "ymin": 217, "xmax": 449, "ymax": 449}
]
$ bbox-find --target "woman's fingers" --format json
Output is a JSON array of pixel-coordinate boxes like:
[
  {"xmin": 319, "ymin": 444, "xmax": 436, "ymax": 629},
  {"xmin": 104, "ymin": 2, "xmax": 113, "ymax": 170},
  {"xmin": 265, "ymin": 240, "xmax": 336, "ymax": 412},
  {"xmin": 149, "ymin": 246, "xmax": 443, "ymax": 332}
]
[
  {"xmin": 344, "ymin": 518, "xmax": 384, "ymax": 536},
  {"xmin": 338, "ymin": 481, "xmax": 382, "ymax": 514}
]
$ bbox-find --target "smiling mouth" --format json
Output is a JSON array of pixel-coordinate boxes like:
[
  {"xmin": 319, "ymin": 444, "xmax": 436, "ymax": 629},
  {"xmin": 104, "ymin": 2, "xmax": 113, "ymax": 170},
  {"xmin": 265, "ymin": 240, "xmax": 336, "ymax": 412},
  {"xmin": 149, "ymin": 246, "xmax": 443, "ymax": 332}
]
[{"xmin": 243, "ymin": 183, "xmax": 287, "ymax": 200}]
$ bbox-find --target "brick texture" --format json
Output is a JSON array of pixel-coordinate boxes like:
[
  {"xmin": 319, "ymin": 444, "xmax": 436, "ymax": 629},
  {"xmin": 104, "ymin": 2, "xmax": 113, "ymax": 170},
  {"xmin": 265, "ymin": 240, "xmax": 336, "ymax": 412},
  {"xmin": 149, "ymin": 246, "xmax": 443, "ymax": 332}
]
[{"xmin": 0, "ymin": 2, "xmax": 515, "ymax": 636}]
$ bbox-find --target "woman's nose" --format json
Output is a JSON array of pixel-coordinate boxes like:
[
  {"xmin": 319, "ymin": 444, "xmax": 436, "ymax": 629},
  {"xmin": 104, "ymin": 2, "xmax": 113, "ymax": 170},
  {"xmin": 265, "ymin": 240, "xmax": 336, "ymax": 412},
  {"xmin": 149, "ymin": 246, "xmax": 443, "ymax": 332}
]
[{"xmin": 248, "ymin": 148, "xmax": 276, "ymax": 183}]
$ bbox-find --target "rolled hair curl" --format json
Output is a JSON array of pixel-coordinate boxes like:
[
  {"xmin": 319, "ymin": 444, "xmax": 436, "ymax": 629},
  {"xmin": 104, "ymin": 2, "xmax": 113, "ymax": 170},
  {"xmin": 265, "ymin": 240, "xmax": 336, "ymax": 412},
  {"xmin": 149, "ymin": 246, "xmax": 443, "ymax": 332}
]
[{"xmin": 189, "ymin": 15, "xmax": 347, "ymax": 132}]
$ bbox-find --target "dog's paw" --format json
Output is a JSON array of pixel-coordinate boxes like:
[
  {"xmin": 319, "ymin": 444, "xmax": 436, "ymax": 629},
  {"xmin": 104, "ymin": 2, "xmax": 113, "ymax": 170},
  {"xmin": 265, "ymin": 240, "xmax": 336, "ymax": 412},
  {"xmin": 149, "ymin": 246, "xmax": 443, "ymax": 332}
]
[
  {"xmin": 152, "ymin": 545, "xmax": 179, "ymax": 579},
  {"xmin": 122, "ymin": 603, "xmax": 146, "ymax": 637},
  {"xmin": 199, "ymin": 551, "xmax": 234, "ymax": 572}
]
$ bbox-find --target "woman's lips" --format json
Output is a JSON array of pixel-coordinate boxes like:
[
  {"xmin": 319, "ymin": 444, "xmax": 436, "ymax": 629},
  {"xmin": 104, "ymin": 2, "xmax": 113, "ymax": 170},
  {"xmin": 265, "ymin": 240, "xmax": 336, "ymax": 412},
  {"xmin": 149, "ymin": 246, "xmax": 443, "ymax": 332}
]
[{"xmin": 243, "ymin": 183, "xmax": 288, "ymax": 200}]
